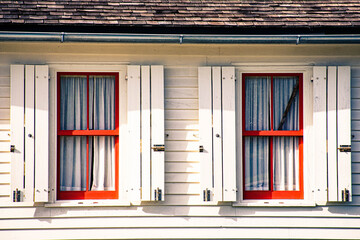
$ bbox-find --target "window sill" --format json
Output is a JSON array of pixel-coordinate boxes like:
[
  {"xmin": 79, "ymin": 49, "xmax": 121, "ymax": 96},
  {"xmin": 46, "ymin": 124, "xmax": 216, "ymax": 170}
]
[
  {"xmin": 233, "ymin": 200, "xmax": 316, "ymax": 207},
  {"xmin": 45, "ymin": 200, "xmax": 130, "ymax": 208}
]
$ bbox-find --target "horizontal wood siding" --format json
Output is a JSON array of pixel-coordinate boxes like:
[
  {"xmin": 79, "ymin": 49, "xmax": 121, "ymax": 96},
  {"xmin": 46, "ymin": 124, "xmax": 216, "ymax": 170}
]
[
  {"xmin": 351, "ymin": 66, "xmax": 360, "ymax": 206},
  {"xmin": 1, "ymin": 44, "xmax": 360, "ymax": 240},
  {"xmin": 0, "ymin": 64, "xmax": 10, "ymax": 203},
  {"xmin": 164, "ymin": 67, "xmax": 200, "ymax": 203}
]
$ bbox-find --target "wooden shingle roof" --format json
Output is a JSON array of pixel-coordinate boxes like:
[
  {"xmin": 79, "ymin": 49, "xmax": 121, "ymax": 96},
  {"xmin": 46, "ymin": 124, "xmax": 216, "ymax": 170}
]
[{"xmin": 1, "ymin": 0, "xmax": 360, "ymax": 33}]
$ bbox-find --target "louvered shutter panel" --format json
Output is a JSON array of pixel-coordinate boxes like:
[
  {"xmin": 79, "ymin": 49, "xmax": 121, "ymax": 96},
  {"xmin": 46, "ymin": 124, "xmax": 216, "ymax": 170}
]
[
  {"xmin": 127, "ymin": 65, "xmax": 165, "ymax": 202},
  {"xmin": 198, "ymin": 66, "xmax": 237, "ymax": 202},
  {"xmin": 10, "ymin": 64, "xmax": 49, "ymax": 203},
  {"xmin": 313, "ymin": 66, "xmax": 352, "ymax": 204}
]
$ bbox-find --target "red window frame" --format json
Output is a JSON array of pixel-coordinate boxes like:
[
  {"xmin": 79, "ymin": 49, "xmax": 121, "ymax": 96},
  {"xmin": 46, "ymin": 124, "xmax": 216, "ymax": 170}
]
[
  {"xmin": 57, "ymin": 72, "xmax": 119, "ymax": 200},
  {"xmin": 242, "ymin": 73, "xmax": 304, "ymax": 200}
]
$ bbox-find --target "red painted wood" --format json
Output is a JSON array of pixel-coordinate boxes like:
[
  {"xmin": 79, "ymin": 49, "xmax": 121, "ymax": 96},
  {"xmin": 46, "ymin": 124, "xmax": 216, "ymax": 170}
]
[
  {"xmin": 57, "ymin": 72, "xmax": 120, "ymax": 200},
  {"xmin": 242, "ymin": 73, "xmax": 304, "ymax": 200}
]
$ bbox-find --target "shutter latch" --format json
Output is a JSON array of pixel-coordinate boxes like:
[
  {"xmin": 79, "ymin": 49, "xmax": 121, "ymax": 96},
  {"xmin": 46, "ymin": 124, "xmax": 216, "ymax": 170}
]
[
  {"xmin": 13, "ymin": 188, "xmax": 22, "ymax": 202},
  {"xmin": 338, "ymin": 145, "xmax": 351, "ymax": 152},
  {"xmin": 342, "ymin": 188, "xmax": 350, "ymax": 202},
  {"xmin": 152, "ymin": 144, "xmax": 165, "ymax": 152},
  {"xmin": 203, "ymin": 188, "xmax": 211, "ymax": 202},
  {"xmin": 154, "ymin": 188, "xmax": 162, "ymax": 201}
]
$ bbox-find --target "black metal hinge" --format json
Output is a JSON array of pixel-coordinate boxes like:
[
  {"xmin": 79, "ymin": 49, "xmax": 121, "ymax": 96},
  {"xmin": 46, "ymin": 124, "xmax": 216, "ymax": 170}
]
[
  {"xmin": 342, "ymin": 189, "xmax": 350, "ymax": 202},
  {"xmin": 203, "ymin": 188, "xmax": 211, "ymax": 202},
  {"xmin": 154, "ymin": 188, "xmax": 162, "ymax": 201},
  {"xmin": 13, "ymin": 188, "xmax": 22, "ymax": 202}
]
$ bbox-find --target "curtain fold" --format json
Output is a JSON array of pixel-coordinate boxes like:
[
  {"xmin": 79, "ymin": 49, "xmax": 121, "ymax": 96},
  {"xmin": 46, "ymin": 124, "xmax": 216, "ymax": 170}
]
[{"xmin": 245, "ymin": 76, "xmax": 270, "ymax": 131}]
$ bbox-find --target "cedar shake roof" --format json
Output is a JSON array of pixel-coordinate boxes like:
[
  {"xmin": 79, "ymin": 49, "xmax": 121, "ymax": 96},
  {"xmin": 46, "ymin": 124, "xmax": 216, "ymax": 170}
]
[{"xmin": 1, "ymin": 0, "xmax": 360, "ymax": 34}]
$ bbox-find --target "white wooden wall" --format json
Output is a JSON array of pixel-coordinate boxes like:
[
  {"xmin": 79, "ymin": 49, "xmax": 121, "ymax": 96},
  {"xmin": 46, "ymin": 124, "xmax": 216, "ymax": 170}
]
[
  {"xmin": 0, "ymin": 64, "xmax": 11, "ymax": 203},
  {"xmin": 0, "ymin": 43, "xmax": 360, "ymax": 239}
]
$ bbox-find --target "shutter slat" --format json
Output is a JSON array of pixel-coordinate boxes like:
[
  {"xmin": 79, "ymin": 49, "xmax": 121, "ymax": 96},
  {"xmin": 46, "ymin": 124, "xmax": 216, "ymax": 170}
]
[
  {"xmin": 10, "ymin": 65, "xmax": 25, "ymax": 200},
  {"xmin": 141, "ymin": 66, "xmax": 151, "ymax": 201},
  {"xmin": 34, "ymin": 65, "xmax": 49, "ymax": 202},
  {"xmin": 127, "ymin": 66, "xmax": 141, "ymax": 202},
  {"xmin": 313, "ymin": 66, "xmax": 328, "ymax": 204},
  {"xmin": 24, "ymin": 65, "xmax": 35, "ymax": 202},
  {"xmin": 212, "ymin": 67, "xmax": 223, "ymax": 202},
  {"xmin": 327, "ymin": 66, "xmax": 338, "ymax": 202},
  {"xmin": 337, "ymin": 66, "xmax": 352, "ymax": 201},
  {"xmin": 151, "ymin": 65, "xmax": 165, "ymax": 201},
  {"xmin": 198, "ymin": 67, "xmax": 213, "ymax": 201},
  {"xmin": 221, "ymin": 67, "xmax": 236, "ymax": 201}
]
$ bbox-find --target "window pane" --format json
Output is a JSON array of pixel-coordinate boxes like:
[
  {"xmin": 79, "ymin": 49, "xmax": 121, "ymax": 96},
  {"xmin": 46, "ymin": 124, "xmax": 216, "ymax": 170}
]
[
  {"xmin": 89, "ymin": 136, "xmax": 115, "ymax": 191},
  {"xmin": 245, "ymin": 137, "xmax": 269, "ymax": 190},
  {"xmin": 273, "ymin": 137, "xmax": 299, "ymax": 191},
  {"xmin": 60, "ymin": 136, "xmax": 87, "ymax": 191},
  {"xmin": 60, "ymin": 76, "xmax": 87, "ymax": 130},
  {"xmin": 245, "ymin": 76, "xmax": 271, "ymax": 130},
  {"xmin": 89, "ymin": 76, "xmax": 115, "ymax": 130},
  {"xmin": 273, "ymin": 77, "xmax": 299, "ymax": 130}
]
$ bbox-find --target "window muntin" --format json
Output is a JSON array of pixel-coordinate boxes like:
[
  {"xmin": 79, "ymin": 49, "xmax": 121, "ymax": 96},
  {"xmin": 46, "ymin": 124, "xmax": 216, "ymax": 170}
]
[
  {"xmin": 57, "ymin": 72, "xmax": 119, "ymax": 200},
  {"xmin": 242, "ymin": 73, "xmax": 303, "ymax": 200}
]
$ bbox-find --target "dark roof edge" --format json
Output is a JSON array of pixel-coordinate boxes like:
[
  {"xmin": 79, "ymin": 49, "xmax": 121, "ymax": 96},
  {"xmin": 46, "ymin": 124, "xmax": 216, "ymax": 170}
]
[{"xmin": 1, "ymin": 24, "xmax": 360, "ymax": 35}]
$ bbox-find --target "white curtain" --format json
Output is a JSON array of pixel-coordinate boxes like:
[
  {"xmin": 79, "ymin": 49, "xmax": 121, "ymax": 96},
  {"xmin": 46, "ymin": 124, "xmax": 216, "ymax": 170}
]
[
  {"xmin": 245, "ymin": 76, "xmax": 270, "ymax": 131},
  {"xmin": 60, "ymin": 75, "xmax": 115, "ymax": 192},
  {"xmin": 273, "ymin": 137, "xmax": 299, "ymax": 191},
  {"xmin": 245, "ymin": 137, "xmax": 269, "ymax": 190},
  {"xmin": 273, "ymin": 77, "xmax": 299, "ymax": 130},
  {"xmin": 244, "ymin": 76, "xmax": 299, "ymax": 191}
]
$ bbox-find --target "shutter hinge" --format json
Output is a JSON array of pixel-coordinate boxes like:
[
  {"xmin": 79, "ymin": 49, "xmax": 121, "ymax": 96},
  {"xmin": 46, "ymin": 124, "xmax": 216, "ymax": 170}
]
[
  {"xmin": 125, "ymin": 75, "xmax": 128, "ymax": 81},
  {"xmin": 342, "ymin": 189, "xmax": 350, "ymax": 202},
  {"xmin": 13, "ymin": 188, "xmax": 22, "ymax": 202},
  {"xmin": 203, "ymin": 188, "xmax": 211, "ymax": 202},
  {"xmin": 199, "ymin": 145, "xmax": 204, "ymax": 152},
  {"xmin": 154, "ymin": 188, "xmax": 162, "ymax": 201},
  {"xmin": 311, "ymin": 76, "xmax": 314, "ymax": 82},
  {"xmin": 338, "ymin": 145, "xmax": 351, "ymax": 152},
  {"xmin": 152, "ymin": 144, "xmax": 165, "ymax": 151}
]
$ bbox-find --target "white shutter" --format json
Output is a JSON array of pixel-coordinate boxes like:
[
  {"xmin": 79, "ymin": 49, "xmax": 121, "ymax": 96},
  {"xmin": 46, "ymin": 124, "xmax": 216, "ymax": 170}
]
[
  {"xmin": 313, "ymin": 66, "xmax": 352, "ymax": 203},
  {"xmin": 198, "ymin": 66, "xmax": 236, "ymax": 202},
  {"xmin": 127, "ymin": 65, "xmax": 165, "ymax": 202},
  {"xmin": 10, "ymin": 64, "xmax": 49, "ymax": 203}
]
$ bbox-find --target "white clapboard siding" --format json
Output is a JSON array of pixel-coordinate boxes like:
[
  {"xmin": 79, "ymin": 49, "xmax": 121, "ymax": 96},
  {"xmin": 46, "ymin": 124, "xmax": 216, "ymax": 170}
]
[
  {"xmin": 164, "ymin": 67, "xmax": 200, "ymax": 204},
  {"xmin": 313, "ymin": 66, "xmax": 328, "ymax": 204}
]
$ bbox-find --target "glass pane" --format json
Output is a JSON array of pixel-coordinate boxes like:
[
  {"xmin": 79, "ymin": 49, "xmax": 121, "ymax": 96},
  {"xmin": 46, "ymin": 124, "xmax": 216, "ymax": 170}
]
[
  {"xmin": 60, "ymin": 76, "xmax": 87, "ymax": 130},
  {"xmin": 89, "ymin": 76, "xmax": 115, "ymax": 130},
  {"xmin": 273, "ymin": 137, "xmax": 299, "ymax": 191},
  {"xmin": 245, "ymin": 76, "xmax": 271, "ymax": 130},
  {"xmin": 244, "ymin": 137, "xmax": 269, "ymax": 190},
  {"xmin": 60, "ymin": 136, "xmax": 87, "ymax": 191},
  {"xmin": 89, "ymin": 136, "xmax": 115, "ymax": 191},
  {"xmin": 273, "ymin": 77, "xmax": 299, "ymax": 130}
]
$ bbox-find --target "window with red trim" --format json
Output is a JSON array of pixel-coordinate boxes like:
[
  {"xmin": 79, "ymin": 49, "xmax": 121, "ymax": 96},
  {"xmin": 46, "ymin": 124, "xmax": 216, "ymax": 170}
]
[
  {"xmin": 57, "ymin": 72, "xmax": 119, "ymax": 200},
  {"xmin": 242, "ymin": 73, "xmax": 303, "ymax": 200}
]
